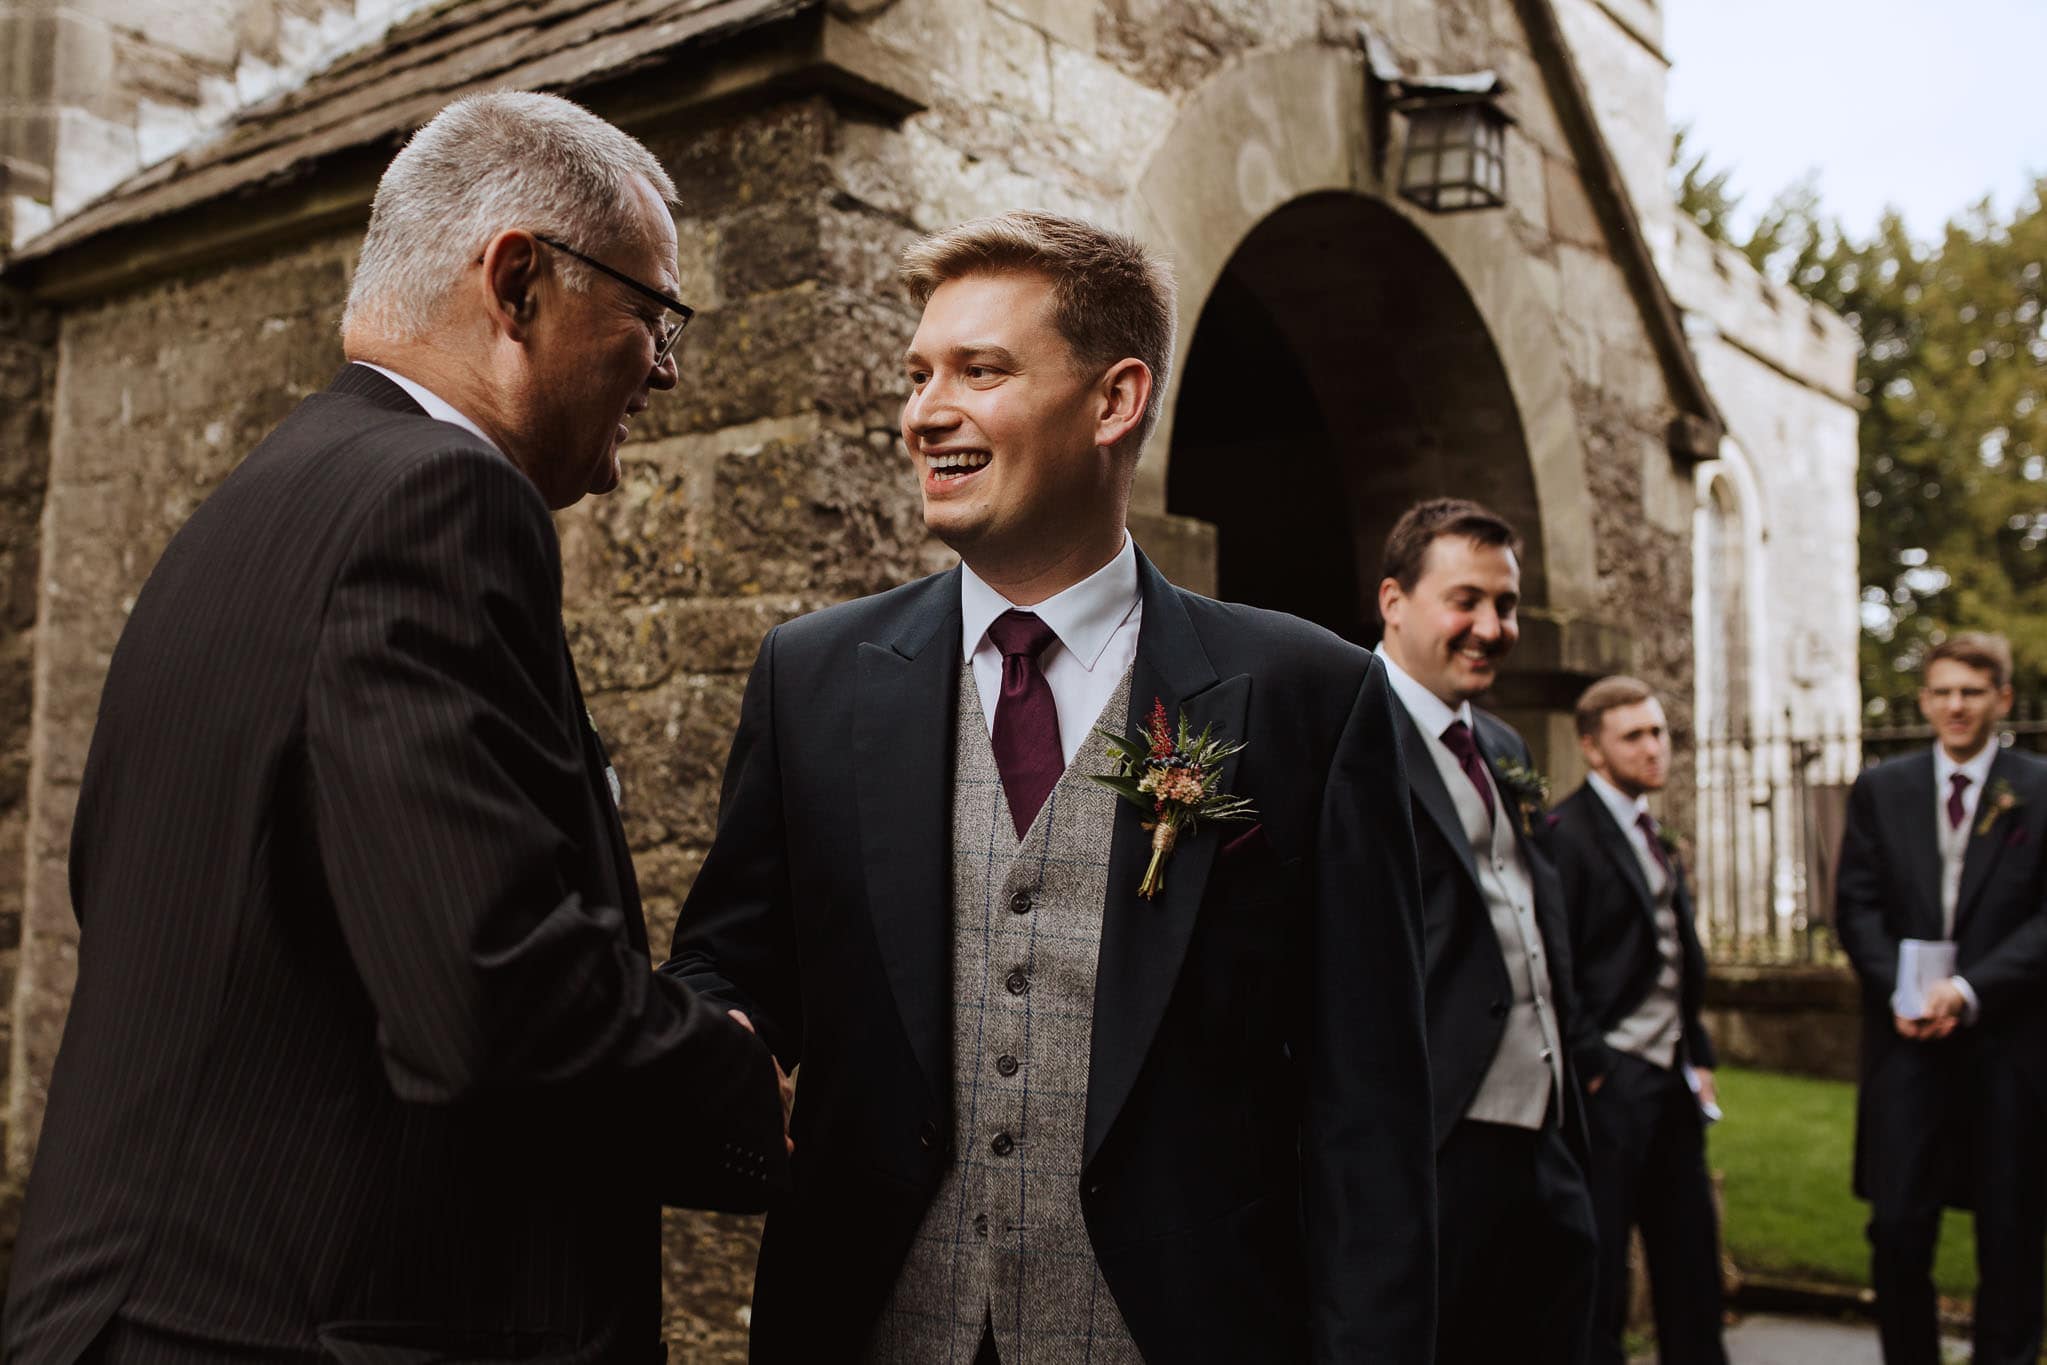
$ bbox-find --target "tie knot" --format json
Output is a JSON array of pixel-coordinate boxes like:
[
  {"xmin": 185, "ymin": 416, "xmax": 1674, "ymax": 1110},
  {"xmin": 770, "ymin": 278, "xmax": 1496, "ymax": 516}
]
[
  {"xmin": 988, "ymin": 609, "xmax": 1058, "ymax": 662},
  {"xmin": 1951, "ymin": 772, "xmax": 1973, "ymax": 793},
  {"xmin": 1636, "ymin": 811, "xmax": 1659, "ymax": 840},
  {"xmin": 1439, "ymin": 718, "xmax": 1478, "ymax": 760}
]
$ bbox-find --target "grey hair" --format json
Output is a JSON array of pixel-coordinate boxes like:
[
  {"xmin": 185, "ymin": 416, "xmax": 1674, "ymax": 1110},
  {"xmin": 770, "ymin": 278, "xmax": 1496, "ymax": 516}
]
[{"xmin": 342, "ymin": 90, "xmax": 677, "ymax": 340}]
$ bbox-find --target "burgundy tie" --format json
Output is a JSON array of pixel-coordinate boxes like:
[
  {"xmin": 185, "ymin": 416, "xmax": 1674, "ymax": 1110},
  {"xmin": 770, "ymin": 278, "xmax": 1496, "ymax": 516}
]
[
  {"xmin": 987, "ymin": 610, "xmax": 1063, "ymax": 838},
  {"xmin": 1948, "ymin": 772, "xmax": 1971, "ymax": 830},
  {"xmin": 1439, "ymin": 720, "xmax": 1495, "ymax": 824},
  {"xmin": 1637, "ymin": 811, "xmax": 1673, "ymax": 879}
]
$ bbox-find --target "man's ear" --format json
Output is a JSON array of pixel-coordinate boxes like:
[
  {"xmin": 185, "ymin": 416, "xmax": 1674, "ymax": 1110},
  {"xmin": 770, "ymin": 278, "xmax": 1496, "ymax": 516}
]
[
  {"xmin": 479, "ymin": 229, "xmax": 546, "ymax": 340},
  {"xmin": 1376, "ymin": 577, "xmax": 1404, "ymax": 632},
  {"xmin": 1094, "ymin": 358, "xmax": 1152, "ymax": 452}
]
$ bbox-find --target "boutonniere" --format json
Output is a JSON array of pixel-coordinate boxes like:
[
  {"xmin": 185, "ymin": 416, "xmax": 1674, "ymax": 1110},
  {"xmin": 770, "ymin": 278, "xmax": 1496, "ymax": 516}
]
[
  {"xmin": 1492, "ymin": 757, "xmax": 1550, "ymax": 835},
  {"xmin": 1977, "ymin": 778, "xmax": 2023, "ymax": 837},
  {"xmin": 1094, "ymin": 698, "xmax": 1257, "ymax": 900}
]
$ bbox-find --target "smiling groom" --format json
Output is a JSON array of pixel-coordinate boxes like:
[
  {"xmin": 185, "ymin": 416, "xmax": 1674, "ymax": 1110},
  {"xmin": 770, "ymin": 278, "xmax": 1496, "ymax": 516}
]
[{"xmin": 667, "ymin": 211, "xmax": 1434, "ymax": 1363}]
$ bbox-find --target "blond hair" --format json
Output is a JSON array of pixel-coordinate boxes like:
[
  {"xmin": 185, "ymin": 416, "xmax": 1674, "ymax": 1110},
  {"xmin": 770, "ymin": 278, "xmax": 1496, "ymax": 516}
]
[{"xmin": 900, "ymin": 210, "xmax": 1176, "ymax": 455}]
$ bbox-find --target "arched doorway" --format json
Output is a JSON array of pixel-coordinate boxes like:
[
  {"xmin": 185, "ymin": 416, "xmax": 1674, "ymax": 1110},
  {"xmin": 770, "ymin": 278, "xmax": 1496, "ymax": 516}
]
[{"xmin": 1168, "ymin": 191, "xmax": 1545, "ymax": 652}]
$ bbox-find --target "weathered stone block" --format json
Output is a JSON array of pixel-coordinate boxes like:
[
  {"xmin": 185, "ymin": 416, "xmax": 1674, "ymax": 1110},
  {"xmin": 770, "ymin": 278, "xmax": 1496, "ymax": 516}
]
[
  {"xmin": 568, "ymin": 596, "xmax": 821, "ymax": 693},
  {"xmin": 595, "ymin": 672, "xmax": 746, "ymax": 850},
  {"xmin": 656, "ymin": 288, "xmax": 821, "ymax": 437},
  {"xmin": 633, "ymin": 841, "xmax": 707, "ymax": 959},
  {"xmin": 661, "ymin": 1208, "xmax": 762, "ymax": 1362},
  {"xmin": 652, "ymin": 99, "xmax": 830, "ymax": 222},
  {"xmin": 716, "ymin": 199, "xmax": 823, "ymax": 301}
]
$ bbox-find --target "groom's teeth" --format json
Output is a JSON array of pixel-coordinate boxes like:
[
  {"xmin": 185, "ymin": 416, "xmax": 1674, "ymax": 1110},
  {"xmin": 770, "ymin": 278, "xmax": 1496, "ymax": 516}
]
[{"xmin": 925, "ymin": 452, "xmax": 992, "ymax": 471}]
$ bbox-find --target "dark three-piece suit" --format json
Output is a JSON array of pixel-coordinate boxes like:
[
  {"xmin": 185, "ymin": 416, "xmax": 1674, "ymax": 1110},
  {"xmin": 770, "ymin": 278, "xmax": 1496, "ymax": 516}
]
[
  {"xmin": 1548, "ymin": 782, "xmax": 1727, "ymax": 1365},
  {"xmin": 667, "ymin": 554, "xmax": 1436, "ymax": 1362},
  {"xmin": 5, "ymin": 365, "xmax": 788, "ymax": 1364},
  {"xmin": 1388, "ymin": 695, "xmax": 1597, "ymax": 1364},
  {"xmin": 1836, "ymin": 745, "xmax": 2047, "ymax": 1365}
]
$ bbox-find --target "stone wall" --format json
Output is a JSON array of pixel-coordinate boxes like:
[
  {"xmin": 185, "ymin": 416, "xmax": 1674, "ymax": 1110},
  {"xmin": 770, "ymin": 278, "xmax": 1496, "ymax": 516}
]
[{"xmin": 0, "ymin": 278, "xmax": 53, "ymax": 1284}]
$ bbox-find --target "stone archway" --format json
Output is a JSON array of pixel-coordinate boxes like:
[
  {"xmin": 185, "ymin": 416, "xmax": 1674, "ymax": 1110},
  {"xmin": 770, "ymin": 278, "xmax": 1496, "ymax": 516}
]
[
  {"xmin": 1123, "ymin": 43, "xmax": 1602, "ymax": 624},
  {"xmin": 1168, "ymin": 191, "xmax": 1544, "ymax": 646}
]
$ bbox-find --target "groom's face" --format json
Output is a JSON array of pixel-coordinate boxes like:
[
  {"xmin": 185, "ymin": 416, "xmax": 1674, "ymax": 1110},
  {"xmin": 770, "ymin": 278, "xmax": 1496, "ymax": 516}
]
[{"xmin": 900, "ymin": 269, "xmax": 1117, "ymax": 564}]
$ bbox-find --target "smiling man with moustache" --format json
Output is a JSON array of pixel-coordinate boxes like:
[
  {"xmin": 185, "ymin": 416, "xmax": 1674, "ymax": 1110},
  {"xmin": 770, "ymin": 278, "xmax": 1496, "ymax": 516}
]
[
  {"xmin": 1375, "ymin": 497, "xmax": 1596, "ymax": 1365},
  {"xmin": 669, "ymin": 210, "xmax": 1433, "ymax": 1363},
  {"xmin": 5, "ymin": 92, "xmax": 790, "ymax": 1363}
]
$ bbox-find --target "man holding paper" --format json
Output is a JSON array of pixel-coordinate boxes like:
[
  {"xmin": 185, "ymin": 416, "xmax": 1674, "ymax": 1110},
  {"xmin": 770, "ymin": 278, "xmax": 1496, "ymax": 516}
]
[{"xmin": 1836, "ymin": 632, "xmax": 2047, "ymax": 1365}]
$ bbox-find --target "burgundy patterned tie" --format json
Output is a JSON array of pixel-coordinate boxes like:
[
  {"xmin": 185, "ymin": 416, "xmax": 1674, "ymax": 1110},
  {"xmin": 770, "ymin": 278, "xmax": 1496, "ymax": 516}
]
[
  {"xmin": 1438, "ymin": 720, "xmax": 1495, "ymax": 824},
  {"xmin": 1637, "ymin": 811, "xmax": 1673, "ymax": 879},
  {"xmin": 987, "ymin": 610, "xmax": 1063, "ymax": 838},
  {"xmin": 1948, "ymin": 772, "xmax": 1971, "ymax": 830}
]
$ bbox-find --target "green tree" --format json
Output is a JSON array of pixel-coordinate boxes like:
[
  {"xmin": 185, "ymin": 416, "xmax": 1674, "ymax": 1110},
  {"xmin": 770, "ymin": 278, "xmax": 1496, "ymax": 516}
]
[
  {"xmin": 1668, "ymin": 138, "xmax": 2047, "ymax": 717},
  {"xmin": 1672, "ymin": 124, "xmax": 1741, "ymax": 244},
  {"xmin": 1840, "ymin": 185, "xmax": 2047, "ymax": 717}
]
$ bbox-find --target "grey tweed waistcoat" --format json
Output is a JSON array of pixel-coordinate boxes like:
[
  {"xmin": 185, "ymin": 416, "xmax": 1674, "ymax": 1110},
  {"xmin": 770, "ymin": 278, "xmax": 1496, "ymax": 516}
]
[{"xmin": 862, "ymin": 663, "xmax": 1141, "ymax": 1365}]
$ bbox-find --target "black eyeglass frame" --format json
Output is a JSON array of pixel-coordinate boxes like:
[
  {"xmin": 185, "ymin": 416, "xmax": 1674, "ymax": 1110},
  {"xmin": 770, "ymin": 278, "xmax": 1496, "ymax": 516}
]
[{"xmin": 533, "ymin": 232, "xmax": 695, "ymax": 366}]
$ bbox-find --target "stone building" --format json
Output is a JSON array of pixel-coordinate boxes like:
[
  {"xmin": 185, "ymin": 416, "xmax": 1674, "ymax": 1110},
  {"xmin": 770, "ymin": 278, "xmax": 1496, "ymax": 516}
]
[{"xmin": 0, "ymin": 0, "xmax": 1857, "ymax": 1350}]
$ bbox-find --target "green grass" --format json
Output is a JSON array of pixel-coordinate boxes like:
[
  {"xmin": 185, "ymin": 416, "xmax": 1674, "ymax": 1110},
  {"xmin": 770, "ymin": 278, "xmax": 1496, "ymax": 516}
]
[{"xmin": 1712, "ymin": 1065, "xmax": 1979, "ymax": 1296}]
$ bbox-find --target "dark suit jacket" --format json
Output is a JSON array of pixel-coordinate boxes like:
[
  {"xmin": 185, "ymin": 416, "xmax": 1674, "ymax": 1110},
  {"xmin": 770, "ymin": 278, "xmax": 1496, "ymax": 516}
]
[
  {"xmin": 1391, "ymin": 702, "xmax": 1585, "ymax": 1151},
  {"xmin": 666, "ymin": 554, "xmax": 1435, "ymax": 1363},
  {"xmin": 5, "ymin": 365, "xmax": 788, "ymax": 1365},
  {"xmin": 1834, "ymin": 746, "xmax": 2047, "ymax": 1202},
  {"xmin": 1547, "ymin": 782, "xmax": 1715, "ymax": 1086}
]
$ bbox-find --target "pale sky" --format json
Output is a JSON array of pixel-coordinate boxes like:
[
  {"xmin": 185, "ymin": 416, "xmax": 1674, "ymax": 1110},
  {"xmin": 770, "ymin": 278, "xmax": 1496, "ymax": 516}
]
[{"xmin": 1664, "ymin": 0, "xmax": 2047, "ymax": 244}]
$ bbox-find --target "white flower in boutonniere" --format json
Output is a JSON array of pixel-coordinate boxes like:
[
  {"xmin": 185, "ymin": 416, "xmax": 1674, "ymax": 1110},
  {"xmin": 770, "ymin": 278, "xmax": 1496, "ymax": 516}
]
[
  {"xmin": 1977, "ymin": 777, "xmax": 2023, "ymax": 837},
  {"xmin": 1492, "ymin": 757, "xmax": 1551, "ymax": 836},
  {"xmin": 1093, "ymin": 697, "xmax": 1256, "ymax": 900}
]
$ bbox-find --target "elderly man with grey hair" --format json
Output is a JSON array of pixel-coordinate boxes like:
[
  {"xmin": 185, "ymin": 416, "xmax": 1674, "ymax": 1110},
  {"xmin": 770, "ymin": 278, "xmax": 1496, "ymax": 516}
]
[{"xmin": 4, "ymin": 91, "xmax": 788, "ymax": 1364}]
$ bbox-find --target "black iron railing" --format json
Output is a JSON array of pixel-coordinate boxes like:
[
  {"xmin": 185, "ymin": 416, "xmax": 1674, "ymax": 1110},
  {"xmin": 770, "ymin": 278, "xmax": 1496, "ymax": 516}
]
[{"xmin": 1692, "ymin": 700, "xmax": 2047, "ymax": 965}]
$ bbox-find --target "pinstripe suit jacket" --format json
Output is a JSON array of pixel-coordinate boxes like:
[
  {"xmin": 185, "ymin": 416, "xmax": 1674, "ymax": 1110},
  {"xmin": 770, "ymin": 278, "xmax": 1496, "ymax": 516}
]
[
  {"xmin": 5, "ymin": 365, "xmax": 788, "ymax": 1364},
  {"xmin": 668, "ymin": 553, "xmax": 1437, "ymax": 1363}
]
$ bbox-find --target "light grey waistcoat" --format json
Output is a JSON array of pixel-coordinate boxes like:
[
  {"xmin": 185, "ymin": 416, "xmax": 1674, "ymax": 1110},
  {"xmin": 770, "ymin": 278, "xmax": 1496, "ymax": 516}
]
[
  {"xmin": 1422, "ymin": 734, "xmax": 1563, "ymax": 1128},
  {"xmin": 1602, "ymin": 834, "xmax": 1684, "ymax": 1070},
  {"xmin": 862, "ymin": 665, "xmax": 1141, "ymax": 1365}
]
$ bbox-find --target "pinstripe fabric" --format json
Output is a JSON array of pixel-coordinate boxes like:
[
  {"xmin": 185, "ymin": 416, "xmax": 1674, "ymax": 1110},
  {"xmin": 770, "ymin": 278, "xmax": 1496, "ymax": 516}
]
[
  {"xmin": 864, "ymin": 665, "xmax": 1140, "ymax": 1365},
  {"xmin": 5, "ymin": 365, "xmax": 785, "ymax": 1365}
]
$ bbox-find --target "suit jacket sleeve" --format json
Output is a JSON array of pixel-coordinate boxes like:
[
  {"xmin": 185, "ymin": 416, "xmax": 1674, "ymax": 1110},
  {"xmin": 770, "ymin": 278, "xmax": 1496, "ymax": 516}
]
[
  {"xmin": 1833, "ymin": 770, "xmax": 1898, "ymax": 1006},
  {"xmin": 1305, "ymin": 659, "xmax": 1436, "ymax": 1362},
  {"xmin": 662, "ymin": 626, "xmax": 803, "ymax": 1067},
  {"xmin": 306, "ymin": 448, "xmax": 787, "ymax": 1202}
]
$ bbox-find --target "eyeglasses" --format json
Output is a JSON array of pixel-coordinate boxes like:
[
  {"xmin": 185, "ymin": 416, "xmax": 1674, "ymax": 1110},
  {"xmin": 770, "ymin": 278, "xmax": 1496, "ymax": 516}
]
[{"xmin": 534, "ymin": 232, "xmax": 695, "ymax": 367}]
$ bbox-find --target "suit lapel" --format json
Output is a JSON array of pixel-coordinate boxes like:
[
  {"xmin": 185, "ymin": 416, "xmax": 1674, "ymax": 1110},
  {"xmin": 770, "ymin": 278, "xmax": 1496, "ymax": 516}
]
[
  {"xmin": 1888, "ymin": 752, "xmax": 1944, "ymax": 937},
  {"xmin": 1395, "ymin": 707, "xmax": 1483, "ymax": 894},
  {"xmin": 1955, "ymin": 748, "xmax": 2020, "ymax": 932},
  {"xmin": 1582, "ymin": 789, "xmax": 1657, "ymax": 926},
  {"xmin": 853, "ymin": 574, "xmax": 962, "ymax": 1106},
  {"xmin": 1085, "ymin": 554, "xmax": 1245, "ymax": 1170}
]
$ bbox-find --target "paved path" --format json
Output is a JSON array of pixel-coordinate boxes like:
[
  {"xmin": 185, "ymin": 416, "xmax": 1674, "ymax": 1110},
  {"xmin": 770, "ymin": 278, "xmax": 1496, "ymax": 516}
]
[{"xmin": 1710, "ymin": 1313, "xmax": 1970, "ymax": 1364}]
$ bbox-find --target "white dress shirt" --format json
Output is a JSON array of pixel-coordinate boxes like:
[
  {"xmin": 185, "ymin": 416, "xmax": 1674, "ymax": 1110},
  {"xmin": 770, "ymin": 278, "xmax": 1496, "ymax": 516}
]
[
  {"xmin": 961, "ymin": 535, "xmax": 1143, "ymax": 767},
  {"xmin": 357, "ymin": 362, "xmax": 502, "ymax": 454},
  {"xmin": 1587, "ymin": 769, "xmax": 1669, "ymax": 897}
]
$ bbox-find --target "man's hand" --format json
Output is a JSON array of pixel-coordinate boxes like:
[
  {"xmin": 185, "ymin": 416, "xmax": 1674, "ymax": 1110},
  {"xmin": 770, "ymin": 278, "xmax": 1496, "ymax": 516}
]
[
  {"xmin": 728, "ymin": 1009, "xmax": 796, "ymax": 1155},
  {"xmin": 1923, "ymin": 978, "xmax": 1968, "ymax": 1022},
  {"xmin": 1894, "ymin": 1013, "xmax": 1959, "ymax": 1041},
  {"xmin": 1694, "ymin": 1067, "xmax": 1718, "ymax": 1112}
]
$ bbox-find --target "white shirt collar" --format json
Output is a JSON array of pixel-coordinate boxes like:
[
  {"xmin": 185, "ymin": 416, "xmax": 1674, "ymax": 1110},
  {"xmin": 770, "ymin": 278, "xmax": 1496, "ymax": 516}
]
[
  {"xmin": 1374, "ymin": 645, "xmax": 1473, "ymax": 742},
  {"xmin": 1587, "ymin": 769, "xmax": 1650, "ymax": 832},
  {"xmin": 959, "ymin": 534, "xmax": 1139, "ymax": 670},
  {"xmin": 356, "ymin": 362, "xmax": 502, "ymax": 455},
  {"xmin": 1935, "ymin": 740, "xmax": 1999, "ymax": 794}
]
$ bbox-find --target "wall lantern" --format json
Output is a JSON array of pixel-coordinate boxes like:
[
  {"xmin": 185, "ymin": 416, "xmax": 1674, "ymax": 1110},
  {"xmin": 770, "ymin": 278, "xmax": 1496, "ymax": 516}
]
[{"xmin": 1361, "ymin": 28, "xmax": 1515, "ymax": 214}]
